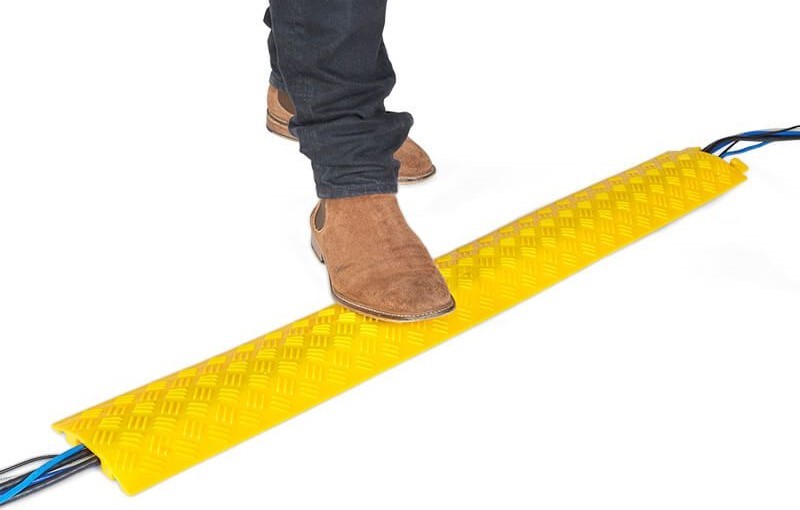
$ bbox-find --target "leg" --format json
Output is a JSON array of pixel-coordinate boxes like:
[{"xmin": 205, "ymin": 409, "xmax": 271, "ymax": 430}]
[
  {"xmin": 263, "ymin": 7, "xmax": 286, "ymax": 91},
  {"xmin": 265, "ymin": 0, "xmax": 454, "ymax": 321},
  {"xmin": 267, "ymin": 0, "xmax": 411, "ymax": 199},
  {"xmin": 264, "ymin": 3, "xmax": 437, "ymax": 184}
]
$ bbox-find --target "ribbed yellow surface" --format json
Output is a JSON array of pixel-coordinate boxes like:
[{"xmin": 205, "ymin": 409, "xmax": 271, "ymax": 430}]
[{"xmin": 53, "ymin": 149, "xmax": 748, "ymax": 495}]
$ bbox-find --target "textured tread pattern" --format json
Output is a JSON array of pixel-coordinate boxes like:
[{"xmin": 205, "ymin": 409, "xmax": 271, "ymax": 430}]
[{"xmin": 53, "ymin": 149, "xmax": 748, "ymax": 495}]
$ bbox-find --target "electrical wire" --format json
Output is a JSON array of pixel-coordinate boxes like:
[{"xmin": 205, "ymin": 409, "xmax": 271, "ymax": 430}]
[
  {"xmin": 719, "ymin": 129, "xmax": 800, "ymax": 158},
  {"xmin": 704, "ymin": 125, "xmax": 800, "ymax": 155},
  {"xmin": 0, "ymin": 445, "xmax": 99, "ymax": 507},
  {"xmin": 0, "ymin": 456, "xmax": 100, "ymax": 507},
  {"xmin": 0, "ymin": 446, "xmax": 84, "ymax": 504},
  {"xmin": 718, "ymin": 141, "xmax": 769, "ymax": 158},
  {"xmin": 0, "ymin": 448, "xmax": 95, "ymax": 493},
  {"xmin": 703, "ymin": 125, "xmax": 800, "ymax": 157},
  {"xmin": 0, "ymin": 456, "xmax": 56, "ymax": 478}
]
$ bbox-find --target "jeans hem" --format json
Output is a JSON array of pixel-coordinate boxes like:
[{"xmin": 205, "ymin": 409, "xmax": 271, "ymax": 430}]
[{"xmin": 316, "ymin": 183, "xmax": 398, "ymax": 199}]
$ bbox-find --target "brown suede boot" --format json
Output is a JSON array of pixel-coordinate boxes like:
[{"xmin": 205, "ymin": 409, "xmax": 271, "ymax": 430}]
[
  {"xmin": 309, "ymin": 194, "xmax": 455, "ymax": 322},
  {"xmin": 267, "ymin": 85, "xmax": 436, "ymax": 182}
]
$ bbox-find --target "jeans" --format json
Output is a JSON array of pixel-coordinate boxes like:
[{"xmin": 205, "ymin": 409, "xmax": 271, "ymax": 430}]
[{"xmin": 264, "ymin": 2, "xmax": 412, "ymax": 199}]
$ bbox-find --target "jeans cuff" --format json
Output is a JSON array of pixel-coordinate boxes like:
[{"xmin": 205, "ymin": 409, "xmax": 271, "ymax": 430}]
[{"xmin": 315, "ymin": 182, "xmax": 398, "ymax": 199}]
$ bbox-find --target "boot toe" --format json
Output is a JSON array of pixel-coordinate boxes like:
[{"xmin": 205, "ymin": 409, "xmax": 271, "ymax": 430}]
[{"xmin": 379, "ymin": 271, "xmax": 454, "ymax": 319}]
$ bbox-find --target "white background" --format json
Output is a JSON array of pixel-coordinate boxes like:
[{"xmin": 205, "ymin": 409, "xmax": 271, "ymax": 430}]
[{"xmin": 1, "ymin": 1, "xmax": 798, "ymax": 508}]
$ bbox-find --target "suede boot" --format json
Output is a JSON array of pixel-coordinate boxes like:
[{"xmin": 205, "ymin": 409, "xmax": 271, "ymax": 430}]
[
  {"xmin": 267, "ymin": 85, "xmax": 436, "ymax": 182},
  {"xmin": 309, "ymin": 194, "xmax": 455, "ymax": 321}
]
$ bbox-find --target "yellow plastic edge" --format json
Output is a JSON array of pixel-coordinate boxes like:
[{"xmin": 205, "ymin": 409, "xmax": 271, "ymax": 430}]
[{"xmin": 53, "ymin": 148, "xmax": 748, "ymax": 495}]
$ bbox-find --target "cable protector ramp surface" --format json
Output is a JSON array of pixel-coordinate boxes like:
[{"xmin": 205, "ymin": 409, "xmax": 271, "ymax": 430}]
[{"xmin": 53, "ymin": 148, "xmax": 748, "ymax": 495}]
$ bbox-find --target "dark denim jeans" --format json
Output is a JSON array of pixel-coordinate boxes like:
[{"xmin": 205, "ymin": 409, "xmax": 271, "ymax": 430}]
[{"xmin": 264, "ymin": 2, "xmax": 412, "ymax": 199}]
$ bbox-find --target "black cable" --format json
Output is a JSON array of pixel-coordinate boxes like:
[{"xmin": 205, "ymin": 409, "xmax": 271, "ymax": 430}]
[
  {"xmin": 719, "ymin": 127, "xmax": 800, "ymax": 158},
  {"xmin": 703, "ymin": 125, "xmax": 800, "ymax": 156},
  {"xmin": 0, "ymin": 456, "xmax": 100, "ymax": 507},
  {"xmin": 0, "ymin": 449, "xmax": 96, "ymax": 493},
  {"xmin": 717, "ymin": 140, "xmax": 740, "ymax": 158},
  {"xmin": 707, "ymin": 125, "xmax": 800, "ymax": 153},
  {"xmin": 0, "ymin": 457, "xmax": 55, "ymax": 478}
]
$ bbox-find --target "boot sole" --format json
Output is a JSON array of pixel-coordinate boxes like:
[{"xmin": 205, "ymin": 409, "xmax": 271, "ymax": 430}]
[{"xmin": 310, "ymin": 235, "xmax": 456, "ymax": 323}]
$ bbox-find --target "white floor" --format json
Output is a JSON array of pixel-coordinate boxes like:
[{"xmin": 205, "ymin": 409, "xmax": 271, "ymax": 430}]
[{"xmin": 0, "ymin": 1, "xmax": 798, "ymax": 509}]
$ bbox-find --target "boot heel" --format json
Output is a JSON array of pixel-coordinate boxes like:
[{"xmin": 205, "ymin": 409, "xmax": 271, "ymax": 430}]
[
  {"xmin": 266, "ymin": 111, "xmax": 298, "ymax": 141},
  {"xmin": 310, "ymin": 236, "xmax": 325, "ymax": 263}
]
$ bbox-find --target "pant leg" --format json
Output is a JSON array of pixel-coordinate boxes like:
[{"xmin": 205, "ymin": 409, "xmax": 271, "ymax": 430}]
[
  {"xmin": 267, "ymin": 0, "xmax": 412, "ymax": 199},
  {"xmin": 263, "ymin": 8, "xmax": 286, "ymax": 91}
]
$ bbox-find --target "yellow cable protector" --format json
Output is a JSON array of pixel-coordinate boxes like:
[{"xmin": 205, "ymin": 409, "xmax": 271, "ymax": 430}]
[{"xmin": 53, "ymin": 149, "xmax": 748, "ymax": 494}]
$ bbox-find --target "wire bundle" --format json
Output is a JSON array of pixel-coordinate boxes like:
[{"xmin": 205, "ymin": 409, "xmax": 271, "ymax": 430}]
[
  {"xmin": 703, "ymin": 125, "xmax": 800, "ymax": 158},
  {"xmin": 0, "ymin": 445, "xmax": 98, "ymax": 507}
]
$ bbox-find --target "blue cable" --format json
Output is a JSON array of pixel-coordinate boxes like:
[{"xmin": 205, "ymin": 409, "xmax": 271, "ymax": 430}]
[
  {"xmin": 720, "ymin": 141, "xmax": 770, "ymax": 157},
  {"xmin": 740, "ymin": 130, "xmax": 800, "ymax": 137},
  {"xmin": 26, "ymin": 459, "xmax": 91, "ymax": 485},
  {"xmin": 0, "ymin": 445, "xmax": 85, "ymax": 504},
  {"xmin": 713, "ymin": 129, "xmax": 800, "ymax": 157},
  {"xmin": 28, "ymin": 465, "xmax": 72, "ymax": 485}
]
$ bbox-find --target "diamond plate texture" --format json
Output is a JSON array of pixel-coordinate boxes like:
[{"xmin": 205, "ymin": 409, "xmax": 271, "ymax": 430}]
[{"xmin": 53, "ymin": 149, "xmax": 748, "ymax": 495}]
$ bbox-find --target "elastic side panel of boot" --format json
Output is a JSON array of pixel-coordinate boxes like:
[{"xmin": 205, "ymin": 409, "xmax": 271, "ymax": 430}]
[{"xmin": 53, "ymin": 148, "xmax": 748, "ymax": 495}]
